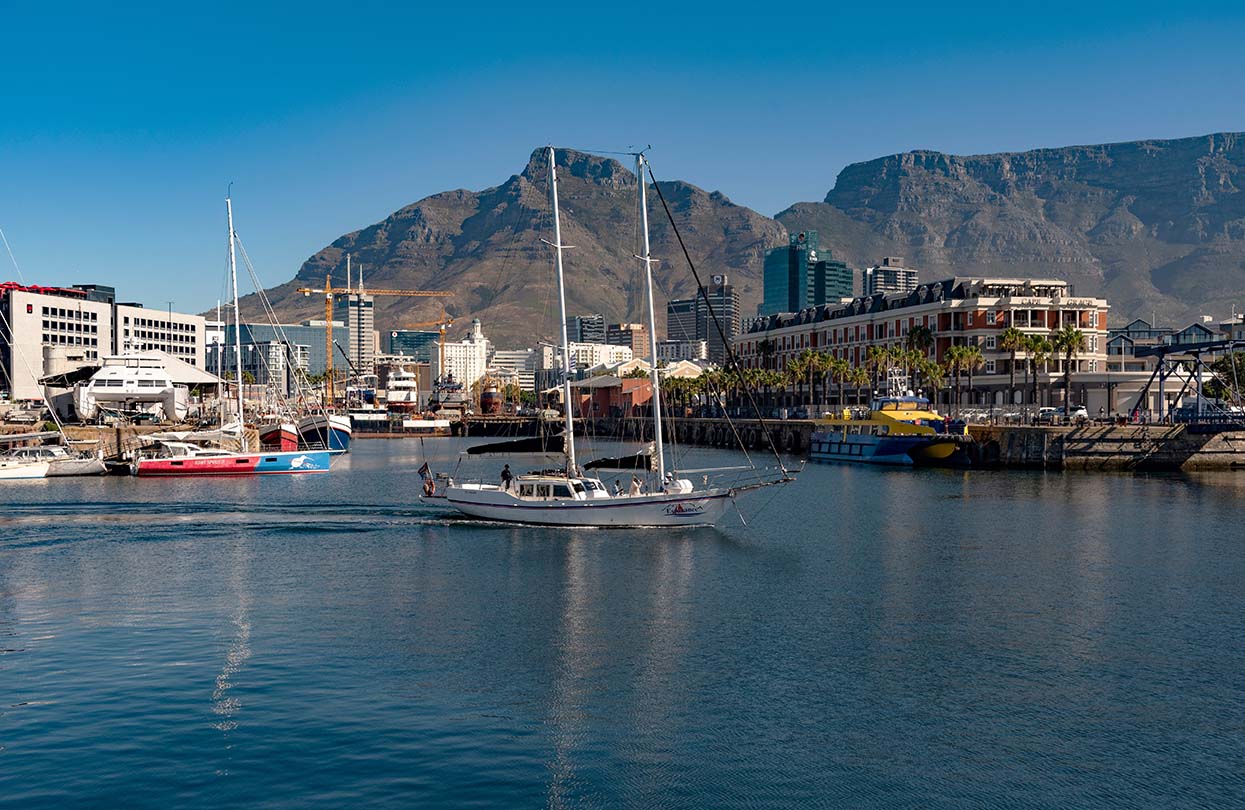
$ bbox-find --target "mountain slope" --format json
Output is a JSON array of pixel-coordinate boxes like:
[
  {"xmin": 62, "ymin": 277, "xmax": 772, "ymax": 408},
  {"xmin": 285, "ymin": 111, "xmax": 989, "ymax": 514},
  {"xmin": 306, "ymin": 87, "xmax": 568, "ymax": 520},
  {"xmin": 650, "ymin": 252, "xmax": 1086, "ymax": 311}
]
[
  {"xmin": 246, "ymin": 149, "xmax": 785, "ymax": 347},
  {"xmin": 777, "ymin": 132, "xmax": 1245, "ymax": 324}
]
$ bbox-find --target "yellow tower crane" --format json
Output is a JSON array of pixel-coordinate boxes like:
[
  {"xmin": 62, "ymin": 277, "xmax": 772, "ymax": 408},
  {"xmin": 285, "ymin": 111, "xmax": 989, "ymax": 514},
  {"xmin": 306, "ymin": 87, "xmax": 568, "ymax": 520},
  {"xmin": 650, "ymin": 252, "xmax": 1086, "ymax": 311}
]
[{"xmin": 296, "ymin": 262, "xmax": 452, "ymax": 405}]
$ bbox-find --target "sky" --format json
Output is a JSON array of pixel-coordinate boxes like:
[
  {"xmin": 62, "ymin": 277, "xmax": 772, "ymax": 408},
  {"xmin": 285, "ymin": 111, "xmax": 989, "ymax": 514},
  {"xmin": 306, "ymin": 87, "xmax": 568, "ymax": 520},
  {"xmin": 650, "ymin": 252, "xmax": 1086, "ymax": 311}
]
[{"xmin": 2, "ymin": 1, "xmax": 1244, "ymax": 313}]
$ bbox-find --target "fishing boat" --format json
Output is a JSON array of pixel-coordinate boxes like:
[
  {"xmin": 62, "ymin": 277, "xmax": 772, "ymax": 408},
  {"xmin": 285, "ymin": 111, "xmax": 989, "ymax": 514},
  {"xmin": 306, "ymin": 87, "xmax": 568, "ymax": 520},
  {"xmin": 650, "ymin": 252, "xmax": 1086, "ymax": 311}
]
[
  {"xmin": 296, "ymin": 413, "xmax": 352, "ymax": 452},
  {"xmin": 442, "ymin": 148, "xmax": 786, "ymax": 527},
  {"xmin": 809, "ymin": 394, "xmax": 966, "ymax": 466},
  {"xmin": 2, "ymin": 444, "xmax": 107, "ymax": 476},
  {"xmin": 134, "ymin": 196, "xmax": 334, "ymax": 478}
]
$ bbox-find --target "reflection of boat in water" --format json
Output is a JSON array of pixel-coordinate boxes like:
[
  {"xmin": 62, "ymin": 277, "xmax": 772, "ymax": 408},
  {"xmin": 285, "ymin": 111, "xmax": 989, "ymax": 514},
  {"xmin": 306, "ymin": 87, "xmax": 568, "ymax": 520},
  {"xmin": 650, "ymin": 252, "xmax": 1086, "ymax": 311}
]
[
  {"xmin": 296, "ymin": 413, "xmax": 352, "ymax": 452},
  {"xmin": 134, "ymin": 441, "xmax": 332, "ymax": 476},
  {"xmin": 810, "ymin": 396, "xmax": 965, "ymax": 466}
]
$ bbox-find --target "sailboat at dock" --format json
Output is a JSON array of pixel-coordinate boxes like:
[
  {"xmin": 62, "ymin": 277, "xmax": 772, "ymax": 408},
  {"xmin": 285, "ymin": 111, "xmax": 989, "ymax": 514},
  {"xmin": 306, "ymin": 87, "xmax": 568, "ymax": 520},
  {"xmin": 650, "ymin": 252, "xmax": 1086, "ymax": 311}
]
[
  {"xmin": 442, "ymin": 148, "xmax": 790, "ymax": 527},
  {"xmin": 134, "ymin": 197, "xmax": 333, "ymax": 477}
]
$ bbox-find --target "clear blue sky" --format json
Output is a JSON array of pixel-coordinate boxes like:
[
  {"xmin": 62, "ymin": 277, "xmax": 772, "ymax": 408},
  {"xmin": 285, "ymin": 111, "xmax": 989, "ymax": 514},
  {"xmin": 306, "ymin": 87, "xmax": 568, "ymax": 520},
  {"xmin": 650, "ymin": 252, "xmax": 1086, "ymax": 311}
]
[{"xmin": 2, "ymin": 1, "xmax": 1243, "ymax": 313}]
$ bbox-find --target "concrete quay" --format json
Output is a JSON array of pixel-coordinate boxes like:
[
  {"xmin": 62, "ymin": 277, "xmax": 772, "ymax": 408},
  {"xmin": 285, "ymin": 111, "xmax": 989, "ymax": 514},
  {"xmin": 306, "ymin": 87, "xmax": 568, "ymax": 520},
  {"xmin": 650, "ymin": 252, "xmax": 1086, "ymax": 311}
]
[{"xmin": 587, "ymin": 417, "xmax": 1245, "ymax": 471}]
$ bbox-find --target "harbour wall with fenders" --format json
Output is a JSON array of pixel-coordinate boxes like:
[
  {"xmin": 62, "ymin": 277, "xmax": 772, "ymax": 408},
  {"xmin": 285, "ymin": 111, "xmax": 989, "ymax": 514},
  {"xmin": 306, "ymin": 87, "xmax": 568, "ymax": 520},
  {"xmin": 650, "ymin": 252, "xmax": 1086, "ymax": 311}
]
[{"xmin": 586, "ymin": 417, "xmax": 1245, "ymax": 471}]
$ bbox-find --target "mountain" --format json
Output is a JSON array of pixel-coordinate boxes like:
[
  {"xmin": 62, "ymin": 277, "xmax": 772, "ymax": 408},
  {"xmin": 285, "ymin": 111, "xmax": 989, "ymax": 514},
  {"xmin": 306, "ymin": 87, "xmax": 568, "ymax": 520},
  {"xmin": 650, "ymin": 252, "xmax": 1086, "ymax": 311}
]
[
  {"xmin": 777, "ymin": 132, "xmax": 1245, "ymax": 325},
  {"xmin": 244, "ymin": 149, "xmax": 784, "ymax": 347}
]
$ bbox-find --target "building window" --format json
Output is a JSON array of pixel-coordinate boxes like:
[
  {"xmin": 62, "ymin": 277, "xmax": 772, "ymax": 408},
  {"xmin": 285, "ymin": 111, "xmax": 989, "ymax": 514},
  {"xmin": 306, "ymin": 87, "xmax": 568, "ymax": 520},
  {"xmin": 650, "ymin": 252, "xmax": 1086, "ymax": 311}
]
[
  {"xmin": 985, "ymin": 335, "xmax": 996, "ymax": 350},
  {"xmin": 986, "ymin": 360, "xmax": 996, "ymax": 374}
]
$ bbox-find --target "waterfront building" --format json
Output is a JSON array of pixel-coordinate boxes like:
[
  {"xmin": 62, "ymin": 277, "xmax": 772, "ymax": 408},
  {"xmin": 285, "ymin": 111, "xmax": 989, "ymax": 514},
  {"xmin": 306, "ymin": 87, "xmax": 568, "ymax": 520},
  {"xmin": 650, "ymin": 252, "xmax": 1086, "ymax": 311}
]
[
  {"xmin": 656, "ymin": 339, "xmax": 708, "ymax": 363},
  {"xmin": 387, "ymin": 329, "xmax": 440, "ymax": 362},
  {"xmin": 864, "ymin": 257, "xmax": 919, "ymax": 296},
  {"xmin": 761, "ymin": 231, "xmax": 853, "ymax": 317},
  {"xmin": 606, "ymin": 322, "xmax": 649, "ymax": 355},
  {"xmin": 489, "ymin": 348, "xmax": 537, "ymax": 392},
  {"xmin": 1106, "ymin": 318, "xmax": 1172, "ymax": 373},
  {"xmin": 1222, "ymin": 314, "xmax": 1245, "ymax": 341},
  {"xmin": 221, "ymin": 340, "xmax": 309, "ymax": 393},
  {"xmin": 566, "ymin": 313, "xmax": 606, "ymax": 344},
  {"xmin": 666, "ymin": 298, "xmax": 697, "ymax": 342},
  {"xmin": 114, "ymin": 303, "xmax": 206, "ymax": 368},
  {"xmin": 1, "ymin": 282, "xmax": 206, "ymax": 402},
  {"xmin": 666, "ymin": 276, "xmax": 740, "ymax": 365},
  {"xmin": 535, "ymin": 341, "xmax": 633, "ymax": 391},
  {"xmin": 734, "ymin": 276, "xmax": 1171, "ymax": 414},
  {"xmin": 433, "ymin": 318, "xmax": 490, "ymax": 390}
]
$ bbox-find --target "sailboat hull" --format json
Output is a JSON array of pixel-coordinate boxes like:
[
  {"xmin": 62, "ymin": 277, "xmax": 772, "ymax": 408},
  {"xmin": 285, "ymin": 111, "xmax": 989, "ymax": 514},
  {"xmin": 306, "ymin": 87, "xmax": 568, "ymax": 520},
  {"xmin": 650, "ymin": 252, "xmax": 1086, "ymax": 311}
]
[
  {"xmin": 297, "ymin": 415, "xmax": 352, "ymax": 452},
  {"xmin": 0, "ymin": 460, "xmax": 51, "ymax": 480},
  {"xmin": 445, "ymin": 485, "xmax": 731, "ymax": 527},
  {"xmin": 136, "ymin": 449, "xmax": 332, "ymax": 477}
]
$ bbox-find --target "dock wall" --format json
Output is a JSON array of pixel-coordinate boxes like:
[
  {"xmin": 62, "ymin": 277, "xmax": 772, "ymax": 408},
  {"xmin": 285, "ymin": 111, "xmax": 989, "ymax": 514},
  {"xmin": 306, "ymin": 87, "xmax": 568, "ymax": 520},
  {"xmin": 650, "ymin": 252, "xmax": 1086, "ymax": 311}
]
[{"xmin": 589, "ymin": 417, "xmax": 1245, "ymax": 471}]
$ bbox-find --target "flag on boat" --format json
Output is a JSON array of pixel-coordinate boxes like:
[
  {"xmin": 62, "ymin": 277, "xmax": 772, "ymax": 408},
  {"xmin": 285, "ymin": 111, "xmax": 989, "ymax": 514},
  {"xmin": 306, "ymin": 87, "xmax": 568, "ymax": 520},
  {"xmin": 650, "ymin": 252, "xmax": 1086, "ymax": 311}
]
[{"xmin": 417, "ymin": 462, "xmax": 430, "ymax": 480}]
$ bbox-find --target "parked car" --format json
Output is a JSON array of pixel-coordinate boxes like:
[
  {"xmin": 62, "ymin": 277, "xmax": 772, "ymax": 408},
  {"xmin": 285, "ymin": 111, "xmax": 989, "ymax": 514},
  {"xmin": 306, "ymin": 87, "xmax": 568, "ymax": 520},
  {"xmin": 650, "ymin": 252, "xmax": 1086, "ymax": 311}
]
[{"xmin": 1037, "ymin": 407, "xmax": 1059, "ymax": 424}]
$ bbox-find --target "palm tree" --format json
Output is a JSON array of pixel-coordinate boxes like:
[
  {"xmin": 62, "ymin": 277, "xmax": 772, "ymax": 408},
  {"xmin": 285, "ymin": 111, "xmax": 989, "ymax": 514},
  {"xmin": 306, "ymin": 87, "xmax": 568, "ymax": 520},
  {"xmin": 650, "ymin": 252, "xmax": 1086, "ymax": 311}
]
[
  {"xmin": 825, "ymin": 356, "xmax": 850, "ymax": 411},
  {"xmin": 999, "ymin": 326, "xmax": 1026, "ymax": 408},
  {"xmin": 787, "ymin": 348, "xmax": 820, "ymax": 413},
  {"xmin": 906, "ymin": 324, "xmax": 934, "ymax": 357},
  {"xmin": 1027, "ymin": 335, "xmax": 1053, "ymax": 409},
  {"xmin": 1052, "ymin": 325, "xmax": 1087, "ymax": 409},
  {"xmin": 864, "ymin": 345, "xmax": 890, "ymax": 393},
  {"xmin": 942, "ymin": 345, "xmax": 963, "ymax": 416},
  {"xmin": 848, "ymin": 367, "xmax": 871, "ymax": 407},
  {"xmin": 961, "ymin": 345, "xmax": 985, "ymax": 410}
]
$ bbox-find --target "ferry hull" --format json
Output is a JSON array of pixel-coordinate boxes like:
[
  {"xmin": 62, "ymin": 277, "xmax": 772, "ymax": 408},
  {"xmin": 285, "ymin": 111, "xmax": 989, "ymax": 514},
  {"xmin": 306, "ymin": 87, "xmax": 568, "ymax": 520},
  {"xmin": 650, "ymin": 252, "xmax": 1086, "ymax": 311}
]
[
  {"xmin": 445, "ymin": 485, "xmax": 731, "ymax": 527},
  {"xmin": 136, "ymin": 450, "xmax": 332, "ymax": 477},
  {"xmin": 809, "ymin": 432, "xmax": 960, "ymax": 466}
]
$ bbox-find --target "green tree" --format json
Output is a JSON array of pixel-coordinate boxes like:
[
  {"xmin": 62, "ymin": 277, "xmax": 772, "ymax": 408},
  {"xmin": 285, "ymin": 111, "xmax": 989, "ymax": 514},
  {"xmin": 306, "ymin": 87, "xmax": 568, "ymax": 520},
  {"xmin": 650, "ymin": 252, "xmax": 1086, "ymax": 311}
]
[
  {"xmin": 961, "ymin": 345, "xmax": 985, "ymax": 412},
  {"xmin": 623, "ymin": 366, "xmax": 651, "ymax": 379},
  {"xmin": 943, "ymin": 345, "xmax": 967, "ymax": 416},
  {"xmin": 1027, "ymin": 335, "xmax": 1053, "ymax": 409},
  {"xmin": 1206, "ymin": 351, "xmax": 1245, "ymax": 402},
  {"xmin": 999, "ymin": 326, "xmax": 1027, "ymax": 407}
]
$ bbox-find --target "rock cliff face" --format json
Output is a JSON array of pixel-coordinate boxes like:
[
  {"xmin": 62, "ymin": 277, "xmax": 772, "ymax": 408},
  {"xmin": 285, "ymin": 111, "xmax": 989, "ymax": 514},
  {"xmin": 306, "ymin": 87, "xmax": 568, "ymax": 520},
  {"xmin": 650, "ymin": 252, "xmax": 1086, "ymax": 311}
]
[
  {"xmin": 778, "ymin": 133, "xmax": 1245, "ymax": 323},
  {"xmin": 248, "ymin": 149, "xmax": 784, "ymax": 347},
  {"xmin": 250, "ymin": 133, "xmax": 1245, "ymax": 343}
]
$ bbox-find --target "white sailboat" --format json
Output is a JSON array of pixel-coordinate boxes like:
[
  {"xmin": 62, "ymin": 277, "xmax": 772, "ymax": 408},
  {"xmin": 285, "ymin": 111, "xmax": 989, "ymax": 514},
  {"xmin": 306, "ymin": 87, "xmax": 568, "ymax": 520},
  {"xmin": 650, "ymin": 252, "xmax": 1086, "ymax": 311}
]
[{"xmin": 443, "ymin": 148, "xmax": 742, "ymax": 527}]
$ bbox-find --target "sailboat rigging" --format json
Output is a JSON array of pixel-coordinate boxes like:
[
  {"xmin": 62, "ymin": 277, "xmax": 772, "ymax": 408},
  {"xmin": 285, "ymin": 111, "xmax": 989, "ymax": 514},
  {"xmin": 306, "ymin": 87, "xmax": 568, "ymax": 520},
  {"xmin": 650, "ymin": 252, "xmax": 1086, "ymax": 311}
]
[{"xmin": 440, "ymin": 147, "xmax": 791, "ymax": 526}]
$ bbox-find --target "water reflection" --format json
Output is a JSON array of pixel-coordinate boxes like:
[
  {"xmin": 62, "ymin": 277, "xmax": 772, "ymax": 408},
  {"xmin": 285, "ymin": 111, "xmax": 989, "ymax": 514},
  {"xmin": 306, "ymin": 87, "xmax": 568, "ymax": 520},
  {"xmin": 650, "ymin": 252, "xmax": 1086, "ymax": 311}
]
[{"xmin": 211, "ymin": 539, "xmax": 253, "ymax": 736}]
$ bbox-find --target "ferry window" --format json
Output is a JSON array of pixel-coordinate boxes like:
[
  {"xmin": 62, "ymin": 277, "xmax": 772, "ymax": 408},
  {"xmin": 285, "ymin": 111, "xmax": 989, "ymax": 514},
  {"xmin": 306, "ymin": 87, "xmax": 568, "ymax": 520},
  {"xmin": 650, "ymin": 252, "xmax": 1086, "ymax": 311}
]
[
  {"xmin": 520, "ymin": 485, "xmax": 534, "ymax": 497},
  {"xmin": 552, "ymin": 485, "xmax": 572, "ymax": 498},
  {"xmin": 572, "ymin": 482, "xmax": 585, "ymax": 494},
  {"xmin": 539, "ymin": 485, "xmax": 552, "ymax": 498}
]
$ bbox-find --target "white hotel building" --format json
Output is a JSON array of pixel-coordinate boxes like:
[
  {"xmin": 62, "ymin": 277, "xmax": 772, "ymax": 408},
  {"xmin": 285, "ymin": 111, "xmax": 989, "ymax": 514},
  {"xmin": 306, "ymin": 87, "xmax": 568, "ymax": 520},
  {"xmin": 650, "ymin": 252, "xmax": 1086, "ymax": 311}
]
[{"xmin": 735, "ymin": 277, "xmax": 1165, "ymax": 415}]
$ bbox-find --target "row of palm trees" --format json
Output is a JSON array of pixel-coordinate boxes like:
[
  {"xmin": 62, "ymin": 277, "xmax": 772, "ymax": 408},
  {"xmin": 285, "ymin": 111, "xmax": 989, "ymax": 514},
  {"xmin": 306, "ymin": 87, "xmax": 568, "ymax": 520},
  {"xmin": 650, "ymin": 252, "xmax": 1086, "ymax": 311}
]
[{"xmin": 655, "ymin": 324, "xmax": 1089, "ymax": 418}]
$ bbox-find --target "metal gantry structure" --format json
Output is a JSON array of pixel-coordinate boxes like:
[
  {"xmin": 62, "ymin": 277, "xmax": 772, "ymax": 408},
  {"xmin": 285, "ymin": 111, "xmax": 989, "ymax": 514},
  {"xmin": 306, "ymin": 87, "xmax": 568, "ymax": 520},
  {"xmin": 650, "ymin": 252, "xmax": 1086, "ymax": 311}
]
[
  {"xmin": 296, "ymin": 254, "xmax": 452, "ymax": 404},
  {"xmin": 1130, "ymin": 339, "xmax": 1245, "ymax": 422}
]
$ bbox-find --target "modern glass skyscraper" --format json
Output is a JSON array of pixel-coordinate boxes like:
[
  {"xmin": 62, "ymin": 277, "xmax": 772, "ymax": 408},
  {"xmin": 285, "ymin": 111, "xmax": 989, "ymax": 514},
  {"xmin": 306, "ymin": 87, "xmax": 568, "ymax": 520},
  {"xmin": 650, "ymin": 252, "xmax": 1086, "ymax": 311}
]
[{"xmin": 761, "ymin": 231, "xmax": 853, "ymax": 316}]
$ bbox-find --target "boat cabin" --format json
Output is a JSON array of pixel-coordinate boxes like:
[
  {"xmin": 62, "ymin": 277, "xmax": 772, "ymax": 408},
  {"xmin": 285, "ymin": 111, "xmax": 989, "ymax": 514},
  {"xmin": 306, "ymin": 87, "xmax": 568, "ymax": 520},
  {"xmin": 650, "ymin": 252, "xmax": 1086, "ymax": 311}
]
[{"xmin": 513, "ymin": 475, "xmax": 612, "ymax": 501}]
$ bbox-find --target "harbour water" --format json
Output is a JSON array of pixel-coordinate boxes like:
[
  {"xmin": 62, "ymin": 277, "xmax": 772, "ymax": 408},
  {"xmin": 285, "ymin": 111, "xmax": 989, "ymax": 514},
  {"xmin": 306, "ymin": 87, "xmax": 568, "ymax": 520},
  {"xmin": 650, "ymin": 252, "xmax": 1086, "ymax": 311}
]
[{"xmin": 2, "ymin": 439, "xmax": 1242, "ymax": 808}]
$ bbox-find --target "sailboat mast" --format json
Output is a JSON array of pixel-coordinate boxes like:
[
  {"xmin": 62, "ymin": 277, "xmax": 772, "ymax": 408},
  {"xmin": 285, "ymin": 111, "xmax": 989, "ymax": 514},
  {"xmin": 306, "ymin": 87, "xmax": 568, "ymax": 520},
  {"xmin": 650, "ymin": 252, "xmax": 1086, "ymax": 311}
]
[
  {"xmin": 549, "ymin": 147, "xmax": 577, "ymax": 474},
  {"xmin": 636, "ymin": 154, "xmax": 666, "ymax": 481},
  {"xmin": 226, "ymin": 197, "xmax": 248, "ymax": 452}
]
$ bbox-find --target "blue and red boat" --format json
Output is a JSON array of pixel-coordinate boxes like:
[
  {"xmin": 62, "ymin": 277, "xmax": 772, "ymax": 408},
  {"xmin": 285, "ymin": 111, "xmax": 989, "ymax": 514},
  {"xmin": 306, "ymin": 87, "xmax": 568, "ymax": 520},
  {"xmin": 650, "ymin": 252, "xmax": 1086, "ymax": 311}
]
[{"xmin": 134, "ymin": 442, "xmax": 332, "ymax": 477}]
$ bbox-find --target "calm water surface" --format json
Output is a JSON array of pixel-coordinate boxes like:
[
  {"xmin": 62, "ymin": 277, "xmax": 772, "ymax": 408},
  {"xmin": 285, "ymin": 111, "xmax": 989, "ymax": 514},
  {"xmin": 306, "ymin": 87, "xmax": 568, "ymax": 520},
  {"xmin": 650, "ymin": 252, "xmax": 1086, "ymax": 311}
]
[{"xmin": 1, "ymin": 439, "xmax": 1242, "ymax": 808}]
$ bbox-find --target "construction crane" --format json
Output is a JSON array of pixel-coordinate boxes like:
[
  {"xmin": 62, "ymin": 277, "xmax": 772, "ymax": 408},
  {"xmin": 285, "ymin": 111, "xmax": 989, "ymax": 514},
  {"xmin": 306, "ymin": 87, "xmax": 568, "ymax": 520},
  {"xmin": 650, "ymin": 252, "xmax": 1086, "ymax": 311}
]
[{"xmin": 296, "ymin": 254, "xmax": 452, "ymax": 404}]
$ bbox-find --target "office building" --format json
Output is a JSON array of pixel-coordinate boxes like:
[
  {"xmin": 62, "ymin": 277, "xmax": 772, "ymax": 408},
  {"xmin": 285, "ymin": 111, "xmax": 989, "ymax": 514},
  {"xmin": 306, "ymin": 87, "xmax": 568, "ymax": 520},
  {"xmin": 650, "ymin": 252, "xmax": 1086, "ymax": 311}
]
[
  {"xmin": 534, "ymin": 341, "xmax": 633, "ymax": 390},
  {"xmin": 222, "ymin": 321, "xmax": 345, "ymax": 377},
  {"xmin": 666, "ymin": 298, "xmax": 698, "ymax": 342},
  {"xmin": 345, "ymin": 293, "xmax": 376, "ymax": 373},
  {"xmin": 490, "ymin": 348, "xmax": 537, "ymax": 392},
  {"xmin": 606, "ymin": 322, "xmax": 650, "ymax": 356},
  {"xmin": 566, "ymin": 313, "xmax": 606, "ymax": 344},
  {"xmin": 656, "ymin": 339, "xmax": 708, "ymax": 363},
  {"xmin": 761, "ymin": 231, "xmax": 853, "ymax": 316},
  {"xmin": 864, "ymin": 257, "xmax": 919, "ymax": 296},
  {"xmin": 1, "ymin": 282, "xmax": 206, "ymax": 402},
  {"xmin": 388, "ymin": 329, "xmax": 441, "ymax": 363},
  {"xmin": 666, "ymin": 275, "xmax": 740, "ymax": 365}
]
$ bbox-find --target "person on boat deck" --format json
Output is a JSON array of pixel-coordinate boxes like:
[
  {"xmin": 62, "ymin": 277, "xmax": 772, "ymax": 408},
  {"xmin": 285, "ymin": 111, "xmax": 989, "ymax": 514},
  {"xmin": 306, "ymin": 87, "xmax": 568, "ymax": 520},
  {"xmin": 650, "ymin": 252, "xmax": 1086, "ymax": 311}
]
[
  {"xmin": 613, "ymin": 479, "xmax": 623, "ymax": 496},
  {"xmin": 628, "ymin": 475, "xmax": 642, "ymax": 496},
  {"xmin": 500, "ymin": 464, "xmax": 513, "ymax": 491}
]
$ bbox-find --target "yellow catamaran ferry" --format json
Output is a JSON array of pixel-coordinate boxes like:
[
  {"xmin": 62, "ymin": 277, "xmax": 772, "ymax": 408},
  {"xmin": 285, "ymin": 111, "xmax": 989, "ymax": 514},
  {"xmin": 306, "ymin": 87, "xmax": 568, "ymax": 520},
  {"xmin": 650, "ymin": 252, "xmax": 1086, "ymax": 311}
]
[{"xmin": 810, "ymin": 395, "xmax": 967, "ymax": 466}]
